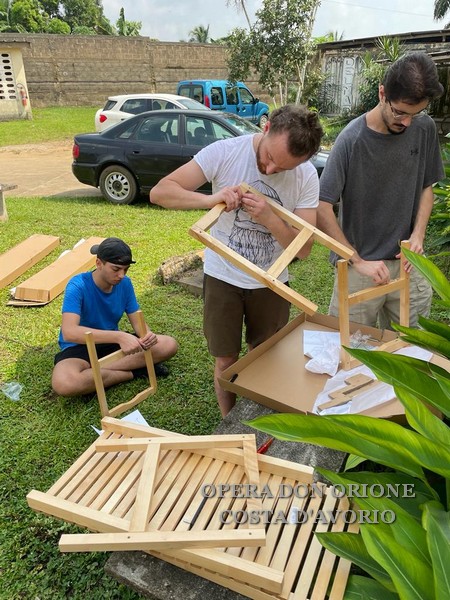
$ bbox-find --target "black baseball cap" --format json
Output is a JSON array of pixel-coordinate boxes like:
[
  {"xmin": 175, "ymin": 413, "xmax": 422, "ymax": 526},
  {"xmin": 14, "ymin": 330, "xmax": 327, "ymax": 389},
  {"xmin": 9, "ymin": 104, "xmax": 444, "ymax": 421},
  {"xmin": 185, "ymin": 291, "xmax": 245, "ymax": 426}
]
[{"xmin": 90, "ymin": 237, "xmax": 136, "ymax": 265}]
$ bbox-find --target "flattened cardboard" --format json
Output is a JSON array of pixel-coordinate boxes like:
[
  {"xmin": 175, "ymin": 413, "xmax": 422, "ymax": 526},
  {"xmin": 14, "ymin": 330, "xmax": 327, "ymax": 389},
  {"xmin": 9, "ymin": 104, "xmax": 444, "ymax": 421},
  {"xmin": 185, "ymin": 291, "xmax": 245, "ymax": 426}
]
[
  {"xmin": 219, "ymin": 313, "xmax": 407, "ymax": 417},
  {"xmin": 0, "ymin": 234, "xmax": 60, "ymax": 289},
  {"xmin": 10, "ymin": 237, "xmax": 104, "ymax": 305}
]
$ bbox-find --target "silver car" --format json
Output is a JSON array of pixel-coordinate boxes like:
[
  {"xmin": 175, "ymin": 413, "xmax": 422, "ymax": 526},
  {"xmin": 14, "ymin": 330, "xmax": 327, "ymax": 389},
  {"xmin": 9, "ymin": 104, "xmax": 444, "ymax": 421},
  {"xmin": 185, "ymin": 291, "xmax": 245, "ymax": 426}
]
[{"xmin": 94, "ymin": 93, "xmax": 210, "ymax": 132}]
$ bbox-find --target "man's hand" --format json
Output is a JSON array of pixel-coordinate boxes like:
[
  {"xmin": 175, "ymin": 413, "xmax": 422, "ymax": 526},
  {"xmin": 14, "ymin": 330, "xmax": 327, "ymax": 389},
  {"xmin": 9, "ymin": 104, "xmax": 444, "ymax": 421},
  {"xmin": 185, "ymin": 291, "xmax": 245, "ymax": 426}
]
[
  {"xmin": 351, "ymin": 257, "xmax": 391, "ymax": 285},
  {"xmin": 118, "ymin": 331, "xmax": 144, "ymax": 355},
  {"xmin": 396, "ymin": 233, "xmax": 424, "ymax": 272},
  {"xmin": 211, "ymin": 186, "xmax": 242, "ymax": 212},
  {"xmin": 138, "ymin": 331, "xmax": 158, "ymax": 351},
  {"xmin": 240, "ymin": 192, "xmax": 273, "ymax": 226}
]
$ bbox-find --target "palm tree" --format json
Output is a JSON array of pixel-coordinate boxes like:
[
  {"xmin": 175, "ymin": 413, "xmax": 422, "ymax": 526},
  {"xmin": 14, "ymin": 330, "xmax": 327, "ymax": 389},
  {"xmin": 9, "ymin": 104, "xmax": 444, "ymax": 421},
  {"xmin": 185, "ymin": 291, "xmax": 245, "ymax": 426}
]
[
  {"xmin": 226, "ymin": 0, "xmax": 251, "ymax": 28},
  {"xmin": 188, "ymin": 24, "xmax": 210, "ymax": 43},
  {"xmin": 434, "ymin": 0, "xmax": 450, "ymax": 26}
]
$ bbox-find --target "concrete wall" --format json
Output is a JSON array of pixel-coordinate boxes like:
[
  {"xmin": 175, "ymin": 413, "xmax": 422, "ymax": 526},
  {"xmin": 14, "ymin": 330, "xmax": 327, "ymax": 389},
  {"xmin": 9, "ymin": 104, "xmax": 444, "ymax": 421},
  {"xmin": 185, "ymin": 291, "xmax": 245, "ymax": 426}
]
[{"xmin": 0, "ymin": 33, "xmax": 264, "ymax": 108}]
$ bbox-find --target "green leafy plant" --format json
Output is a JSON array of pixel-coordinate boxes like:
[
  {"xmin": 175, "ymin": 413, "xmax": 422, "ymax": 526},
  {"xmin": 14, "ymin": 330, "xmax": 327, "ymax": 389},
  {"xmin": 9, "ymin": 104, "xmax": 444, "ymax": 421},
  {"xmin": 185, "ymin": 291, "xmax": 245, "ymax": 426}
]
[
  {"xmin": 428, "ymin": 143, "xmax": 450, "ymax": 280},
  {"xmin": 246, "ymin": 250, "xmax": 450, "ymax": 599}
]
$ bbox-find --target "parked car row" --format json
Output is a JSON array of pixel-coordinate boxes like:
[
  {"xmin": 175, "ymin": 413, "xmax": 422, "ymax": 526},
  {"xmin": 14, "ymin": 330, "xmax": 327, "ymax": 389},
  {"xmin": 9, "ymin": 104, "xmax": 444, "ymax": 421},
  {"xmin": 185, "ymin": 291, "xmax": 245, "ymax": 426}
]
[{"xmin": 73, "ymin": 107, "xmax": 329, "ymax": 205}]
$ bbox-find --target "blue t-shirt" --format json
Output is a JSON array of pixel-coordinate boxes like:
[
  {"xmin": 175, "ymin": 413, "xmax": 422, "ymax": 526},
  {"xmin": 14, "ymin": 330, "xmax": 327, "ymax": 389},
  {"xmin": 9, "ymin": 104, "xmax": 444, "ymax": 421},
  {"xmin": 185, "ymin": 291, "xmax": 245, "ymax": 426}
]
[{"xmin": 58, "ymin": 272, "xmax": 139, "ymax": 350}]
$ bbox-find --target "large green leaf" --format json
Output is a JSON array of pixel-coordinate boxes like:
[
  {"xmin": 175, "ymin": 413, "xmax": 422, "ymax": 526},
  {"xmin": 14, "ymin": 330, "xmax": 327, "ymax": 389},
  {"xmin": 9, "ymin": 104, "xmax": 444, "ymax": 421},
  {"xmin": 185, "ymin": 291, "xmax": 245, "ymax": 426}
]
[
  {"xmin": 343, "ymin": 575, "xmax": 400, "ymax": 600},
  {"xmin": 345, "ymin": 348, "xmax": 450, "ymax": 418},
  {"xmin": 246, "ymin": 413, "xmax": 450, "ymax": 479},
  {"xmin": 423, "ymin": 502, "xmax": 450, "ymax": 600},
  {"xmin": 431, "ymin": 366, "xmax": 450, "ymax": 416},
  {"xmin": 360, "ymin": 525, "xmax": 435, "ymax": 600},
  {"xmin": 317, "ymin": 467, "xmax": 437, "ymax": 518},
  {"xmin": 418, "ymin": 316, "xmax": 450, "ymax": 341},
  {"xmin": 396, "ymin": 386, "xmax": 450, "ymax": 448},
  {"xmin": 402, "ymin": 247, "xmax": 450, "ymax": 303},
  {"xmin": 317, "ymin": 469, "xmax": 431, "ymax": 565},
  {"xmin": 316, "ymin": 531, "xmax": 394, "ymax": 591},
  {"xmin": 391, "ymin": 324, "xmax": 450, "ymax": 360}
]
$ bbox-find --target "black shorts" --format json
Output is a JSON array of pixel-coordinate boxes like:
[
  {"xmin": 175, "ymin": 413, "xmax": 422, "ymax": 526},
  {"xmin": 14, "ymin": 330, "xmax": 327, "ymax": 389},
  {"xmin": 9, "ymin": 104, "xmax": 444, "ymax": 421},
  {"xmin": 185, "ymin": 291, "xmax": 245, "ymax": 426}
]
[{"xmin": 54, "ymin": 343, "xmax": 121, "ymax": 365}]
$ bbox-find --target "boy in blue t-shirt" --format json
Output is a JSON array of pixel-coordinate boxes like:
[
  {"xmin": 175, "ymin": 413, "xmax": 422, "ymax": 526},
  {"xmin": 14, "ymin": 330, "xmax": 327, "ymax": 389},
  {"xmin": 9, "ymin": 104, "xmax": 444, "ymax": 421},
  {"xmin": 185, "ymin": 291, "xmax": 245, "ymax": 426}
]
[{"xmin": 52, "ymin": 237, "xmax": 177, "ymax": 397}]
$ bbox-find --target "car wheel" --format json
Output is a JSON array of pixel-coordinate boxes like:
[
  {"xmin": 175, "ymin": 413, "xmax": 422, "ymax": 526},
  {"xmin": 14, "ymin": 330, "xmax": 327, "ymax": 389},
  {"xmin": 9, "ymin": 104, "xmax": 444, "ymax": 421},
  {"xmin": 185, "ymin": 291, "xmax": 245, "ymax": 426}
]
[
  {"xmin": 259, "ymin": 114, "xmax": 269, "ymax": 128},
  {"xmin": 99, "ymin": 165, "xmax": 138, "ymax": 205}
]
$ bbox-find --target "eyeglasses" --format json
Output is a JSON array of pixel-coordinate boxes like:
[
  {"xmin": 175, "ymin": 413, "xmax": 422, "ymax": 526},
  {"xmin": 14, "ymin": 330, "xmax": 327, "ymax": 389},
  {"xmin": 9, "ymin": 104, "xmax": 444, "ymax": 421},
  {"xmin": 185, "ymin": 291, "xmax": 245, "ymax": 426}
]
[{"xmin": 387, "ymin": 99, "xmax": 427, "ymax": 120}]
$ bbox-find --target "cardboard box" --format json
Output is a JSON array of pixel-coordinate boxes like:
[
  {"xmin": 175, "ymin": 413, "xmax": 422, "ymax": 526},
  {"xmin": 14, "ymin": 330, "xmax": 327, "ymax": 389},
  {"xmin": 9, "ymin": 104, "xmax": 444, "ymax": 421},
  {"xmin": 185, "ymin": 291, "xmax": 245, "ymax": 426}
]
[
  {"xmin": 219, "ymin": 312, "xmax": 408, "ymax": 418},
  {"xmin": 0, "ymin": 234, "xmax": 60, "ymax": 289},
  {"xmin": 11, "ymin": 237, "xmax": 104, "ymax": 305}
]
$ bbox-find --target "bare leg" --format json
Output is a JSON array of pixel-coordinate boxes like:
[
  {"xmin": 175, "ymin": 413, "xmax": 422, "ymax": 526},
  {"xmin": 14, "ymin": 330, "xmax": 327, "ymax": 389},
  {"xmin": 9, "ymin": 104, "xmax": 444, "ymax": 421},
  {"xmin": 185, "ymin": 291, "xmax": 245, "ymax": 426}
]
[
  {"xmin": 52, "ymin": 358, "xmax": 134, "ymax": 397},
  {"xmin": 214, "ymin": 355, "xmax": 239, "ymax": 417}
]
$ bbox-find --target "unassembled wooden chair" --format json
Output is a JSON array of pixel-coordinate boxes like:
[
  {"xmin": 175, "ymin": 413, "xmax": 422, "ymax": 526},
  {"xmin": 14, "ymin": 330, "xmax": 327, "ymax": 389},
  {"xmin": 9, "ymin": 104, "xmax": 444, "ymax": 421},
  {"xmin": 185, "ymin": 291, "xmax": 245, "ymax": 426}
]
[
  {"xmin": 189, "ymin": 182, "xmax": 353, "ymax": 315},
  {"xmin": 85, "ymin": 310, "xmax": 157, "ymax": 418},
  {"xmin": 338, "ymin": 241, "xmax": 411, "ymax": 370}
]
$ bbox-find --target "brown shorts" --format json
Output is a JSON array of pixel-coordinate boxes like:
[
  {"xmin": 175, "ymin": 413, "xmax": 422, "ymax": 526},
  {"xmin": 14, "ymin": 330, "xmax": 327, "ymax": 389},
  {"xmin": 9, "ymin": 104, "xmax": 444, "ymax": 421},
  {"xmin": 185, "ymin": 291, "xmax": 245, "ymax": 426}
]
[{"xmin": 203, "ymin": 274, "xmax": 290, "ymax": 357}]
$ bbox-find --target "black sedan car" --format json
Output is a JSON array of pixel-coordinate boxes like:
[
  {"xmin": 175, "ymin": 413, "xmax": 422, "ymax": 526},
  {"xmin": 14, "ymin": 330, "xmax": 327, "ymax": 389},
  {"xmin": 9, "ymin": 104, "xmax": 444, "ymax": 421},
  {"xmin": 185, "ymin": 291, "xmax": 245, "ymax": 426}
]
[{"xmin": 72, "ymin": 109, "xmax": 328, "ymax": 204}]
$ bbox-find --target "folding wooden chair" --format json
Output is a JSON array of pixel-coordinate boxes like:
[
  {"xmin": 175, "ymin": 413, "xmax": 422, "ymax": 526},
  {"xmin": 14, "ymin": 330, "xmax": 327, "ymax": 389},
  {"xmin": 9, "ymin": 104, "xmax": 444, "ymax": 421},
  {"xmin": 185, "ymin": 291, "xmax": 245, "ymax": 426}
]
[
  {"xmin": 338, "ymin": 241, "xmax": 411, "ymax": 369},
  {"xmin": 189, "ymin": 182, "xmax": 353, "ymax": 315},
  {"xmin": 85, "ymin": 310, "xmax": 157, "ymax": 417}
]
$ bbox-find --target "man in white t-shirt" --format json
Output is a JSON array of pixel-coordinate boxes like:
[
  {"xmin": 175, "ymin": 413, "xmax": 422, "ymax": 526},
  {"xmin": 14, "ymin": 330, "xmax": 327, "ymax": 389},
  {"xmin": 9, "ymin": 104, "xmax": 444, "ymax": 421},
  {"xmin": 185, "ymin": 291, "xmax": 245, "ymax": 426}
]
[{"xmin": 150, "ymin": 105, "xmax": 323, "ymax": 416}]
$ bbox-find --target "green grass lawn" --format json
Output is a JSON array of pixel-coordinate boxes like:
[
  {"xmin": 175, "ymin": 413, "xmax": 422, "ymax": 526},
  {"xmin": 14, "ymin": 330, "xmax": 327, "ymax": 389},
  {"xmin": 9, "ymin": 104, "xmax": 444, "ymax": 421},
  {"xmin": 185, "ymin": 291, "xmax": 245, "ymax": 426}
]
[{"xmin": 0, "ymin": 106, "xmax": 98, "ymax": 146}]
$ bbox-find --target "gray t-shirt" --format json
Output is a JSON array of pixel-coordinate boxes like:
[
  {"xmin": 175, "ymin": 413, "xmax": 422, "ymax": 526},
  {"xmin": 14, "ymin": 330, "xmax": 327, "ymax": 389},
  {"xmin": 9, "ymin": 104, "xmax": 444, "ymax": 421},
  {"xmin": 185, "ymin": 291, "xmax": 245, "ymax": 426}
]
[{"xmin": 320, "ymin": 114, "xmax": 444, "ymax": 261}]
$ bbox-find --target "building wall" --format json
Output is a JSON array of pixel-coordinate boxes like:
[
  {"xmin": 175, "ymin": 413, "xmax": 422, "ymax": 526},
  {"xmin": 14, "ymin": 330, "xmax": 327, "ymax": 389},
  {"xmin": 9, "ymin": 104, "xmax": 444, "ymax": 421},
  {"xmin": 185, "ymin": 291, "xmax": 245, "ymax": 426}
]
[
  {"xmin": 318, "ymin": 33, "xmax": 450, "ymax": 117},
  {"xmin": 0, "ymin": 33, "xmax": 265, "ymax": 108}
]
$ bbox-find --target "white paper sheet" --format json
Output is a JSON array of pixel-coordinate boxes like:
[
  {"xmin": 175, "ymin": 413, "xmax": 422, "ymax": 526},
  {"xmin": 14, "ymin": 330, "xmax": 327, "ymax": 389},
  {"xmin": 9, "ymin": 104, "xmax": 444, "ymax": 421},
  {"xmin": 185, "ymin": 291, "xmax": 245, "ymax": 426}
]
[
  {"xmin": 91, "ymin": 409, "xmax": 150, "ymax": 435},
  {"xmin": 313, "ymin": 345, "xmax": 433, "ymax": 416}
]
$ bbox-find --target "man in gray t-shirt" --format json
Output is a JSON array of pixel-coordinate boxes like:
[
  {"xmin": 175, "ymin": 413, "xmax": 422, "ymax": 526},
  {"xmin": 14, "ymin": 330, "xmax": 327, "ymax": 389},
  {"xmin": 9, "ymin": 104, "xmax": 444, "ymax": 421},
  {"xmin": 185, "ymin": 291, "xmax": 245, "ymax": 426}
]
[{"xmin": 319, "ymin": 52, "xmax": 444, "ymax": 328}]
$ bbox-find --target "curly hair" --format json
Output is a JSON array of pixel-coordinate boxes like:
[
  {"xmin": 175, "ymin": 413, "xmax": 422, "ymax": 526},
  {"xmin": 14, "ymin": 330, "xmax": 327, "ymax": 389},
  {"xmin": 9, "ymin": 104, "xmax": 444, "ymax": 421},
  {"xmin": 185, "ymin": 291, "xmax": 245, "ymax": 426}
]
[{"xmin": 268, "ymin": 104, "xmax": 323, "ymax": 159}]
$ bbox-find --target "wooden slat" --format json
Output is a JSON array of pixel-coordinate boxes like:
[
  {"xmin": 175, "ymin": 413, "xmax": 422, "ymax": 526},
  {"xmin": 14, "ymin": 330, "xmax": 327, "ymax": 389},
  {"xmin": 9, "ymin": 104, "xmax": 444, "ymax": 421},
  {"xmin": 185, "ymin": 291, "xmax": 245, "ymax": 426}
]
[
  {"xmin": 129, "ymin": 445, "xmax": 161, "ymax": 532},
  {"xmin": 266, "ymin": 228, "xmax": 314, "ymax": 278},
  {"xmin": 292, "ymin": 492, "xmax": 338, "ymax": 600},
  {"xmin": 165, "ymin": 547, "xmax": 284, "ymax": 594},
  {"xmin": 242, "ymin": 437, "xmax": 262, "ymax": 521},
  {"xmin": 27, "ymin": 490, "xmax": 125, "ymax": 533},
  {"xmin": 59, "ymin": 528, "xmax": 266, "ymax": 552},
  {"xmin": 95, "ymin": 434, "xmax": 256, "ymax": 453},
  {"xmin": 239, "ymin": 183, "xmax": 353, "ymax": 260},
  {"xmin": 310, "ymin": 495, "xmax": 350, "ymax": 600}
]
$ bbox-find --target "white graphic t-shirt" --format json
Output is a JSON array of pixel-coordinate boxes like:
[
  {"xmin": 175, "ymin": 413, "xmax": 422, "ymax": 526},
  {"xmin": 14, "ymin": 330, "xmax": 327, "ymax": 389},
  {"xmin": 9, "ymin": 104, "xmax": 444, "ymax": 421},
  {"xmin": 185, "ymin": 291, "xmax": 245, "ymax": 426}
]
[{"xmin": 195, "ymin": 134, "xmax": 319, "ymax": 289}]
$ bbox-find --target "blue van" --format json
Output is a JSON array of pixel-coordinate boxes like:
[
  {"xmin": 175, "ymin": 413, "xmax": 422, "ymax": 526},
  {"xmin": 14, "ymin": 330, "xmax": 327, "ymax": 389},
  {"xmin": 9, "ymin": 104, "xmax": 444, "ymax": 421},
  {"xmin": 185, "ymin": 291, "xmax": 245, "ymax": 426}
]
[{"xmin": 177, "ymin": 79, "xmax": 269, "ymax": 127}]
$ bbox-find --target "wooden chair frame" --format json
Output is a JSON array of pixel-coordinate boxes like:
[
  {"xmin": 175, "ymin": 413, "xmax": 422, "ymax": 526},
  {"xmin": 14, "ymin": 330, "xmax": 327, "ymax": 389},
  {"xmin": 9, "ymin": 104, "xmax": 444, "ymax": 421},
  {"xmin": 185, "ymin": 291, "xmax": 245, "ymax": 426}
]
[
  {"xmin": 189, "ymin": 182, "xmax": 353, "ymax": 315},
  {"xmin": 338, "ymin": 241, "xmax": 411, "ymax": 369},
  {"xmin": 85, "ymin": 310, "xmax": 157, "ymax": 417},
  {"xmin": 58, "ymin": 432, "xmax": 265, "ymax": 553},
  {"xmin": 27, "ymin": 417, "xmax": 353, "ymax": 599}
]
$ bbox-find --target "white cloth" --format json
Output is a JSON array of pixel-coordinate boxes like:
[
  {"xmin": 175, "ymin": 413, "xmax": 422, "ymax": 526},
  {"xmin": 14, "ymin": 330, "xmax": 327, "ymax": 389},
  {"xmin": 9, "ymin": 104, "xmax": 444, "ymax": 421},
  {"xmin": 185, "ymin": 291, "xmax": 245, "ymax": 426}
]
[{"xmin": 195, "ymin": 135, "xmax": 319, "ymax": 289}]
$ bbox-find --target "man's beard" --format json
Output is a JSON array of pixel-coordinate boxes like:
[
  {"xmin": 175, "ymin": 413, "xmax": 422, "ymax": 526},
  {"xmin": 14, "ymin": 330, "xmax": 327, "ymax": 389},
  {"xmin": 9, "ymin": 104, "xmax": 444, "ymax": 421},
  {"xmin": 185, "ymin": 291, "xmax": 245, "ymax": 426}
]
[
  {"xmin": 255, "ymin": 139, "xmax": 266, "ymax": 174},
  {"xmin": 387, "ymin": 124, "xmax": 407, "ymax": 135}
]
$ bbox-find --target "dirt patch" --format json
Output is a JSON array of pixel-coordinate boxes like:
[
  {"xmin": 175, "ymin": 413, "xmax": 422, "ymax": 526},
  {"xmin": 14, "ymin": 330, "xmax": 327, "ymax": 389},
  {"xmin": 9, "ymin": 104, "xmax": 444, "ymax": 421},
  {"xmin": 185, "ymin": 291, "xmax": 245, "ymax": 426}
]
[{"xmin": 0, "ymin": 140, "xmax": 101, "ymax": 198}]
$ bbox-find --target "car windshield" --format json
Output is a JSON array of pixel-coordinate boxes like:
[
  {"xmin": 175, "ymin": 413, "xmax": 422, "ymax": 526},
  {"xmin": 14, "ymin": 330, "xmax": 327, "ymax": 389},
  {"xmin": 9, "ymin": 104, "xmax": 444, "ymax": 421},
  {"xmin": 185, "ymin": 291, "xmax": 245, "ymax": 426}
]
[
  {"xmin": 222, "ymin": 113, "xmax": 261, "ymax": 134},
  {"xmin": 178, "ymin": 98, "xmax": 210, "ymax": 110}
]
